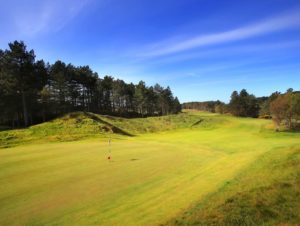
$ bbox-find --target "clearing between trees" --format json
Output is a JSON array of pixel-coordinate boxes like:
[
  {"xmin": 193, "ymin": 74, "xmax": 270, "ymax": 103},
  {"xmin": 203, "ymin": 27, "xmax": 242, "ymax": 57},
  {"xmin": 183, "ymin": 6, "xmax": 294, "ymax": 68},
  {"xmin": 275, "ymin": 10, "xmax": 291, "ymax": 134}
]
[{"xmin": 0, "ymin": 111, "xmax": 299, "ymax": 225}]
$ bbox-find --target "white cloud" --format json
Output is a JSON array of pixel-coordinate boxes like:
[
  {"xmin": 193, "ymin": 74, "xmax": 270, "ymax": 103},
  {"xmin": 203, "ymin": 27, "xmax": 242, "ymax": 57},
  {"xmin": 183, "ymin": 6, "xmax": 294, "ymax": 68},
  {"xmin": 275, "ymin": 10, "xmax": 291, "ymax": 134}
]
[
  {"xmin": 142, "ymin": 10, "xmax": 300, "ymax": 57},
  {"xmin": 13, "ymin": 0, "xmax": 92, "ymax": 37},
  {"xmin": 143, "ymin": 40, "xmax": 300, "ymax": 65}
]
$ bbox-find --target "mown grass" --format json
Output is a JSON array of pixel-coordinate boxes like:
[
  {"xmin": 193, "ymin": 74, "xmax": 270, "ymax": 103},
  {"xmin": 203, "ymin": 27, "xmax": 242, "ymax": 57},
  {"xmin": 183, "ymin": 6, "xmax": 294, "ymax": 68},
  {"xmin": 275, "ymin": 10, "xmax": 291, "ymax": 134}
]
[
  {"xmin": 0, "ymin": 111, "xmax": 299, "ymax": 226},
  {"xmin": 165, "ymin": 146, "xmax": 300, "ymax": 226}
]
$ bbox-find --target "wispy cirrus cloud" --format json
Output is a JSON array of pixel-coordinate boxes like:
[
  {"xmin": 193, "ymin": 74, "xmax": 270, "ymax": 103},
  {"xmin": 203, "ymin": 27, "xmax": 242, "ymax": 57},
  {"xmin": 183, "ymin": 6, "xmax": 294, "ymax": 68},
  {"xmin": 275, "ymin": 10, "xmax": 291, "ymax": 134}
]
[
  {"xmin": 141, "ymin": 40, "xmax": 300, "ymax": 66},
  {"xmin": 12, "ymin": 0, "xmax": 93, "ymax": 37},
  {"xmin": 141, "ymin": 10, "xmax": 300, "ymax": 57}
]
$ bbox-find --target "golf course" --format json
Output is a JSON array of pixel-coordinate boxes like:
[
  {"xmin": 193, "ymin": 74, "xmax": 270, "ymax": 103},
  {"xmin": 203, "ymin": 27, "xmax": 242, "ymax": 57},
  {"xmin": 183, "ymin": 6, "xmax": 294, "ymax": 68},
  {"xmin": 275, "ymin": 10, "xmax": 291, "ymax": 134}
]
[{"xmin": 0, "ymin": 111, "xmax": 299, "ymax": 226}]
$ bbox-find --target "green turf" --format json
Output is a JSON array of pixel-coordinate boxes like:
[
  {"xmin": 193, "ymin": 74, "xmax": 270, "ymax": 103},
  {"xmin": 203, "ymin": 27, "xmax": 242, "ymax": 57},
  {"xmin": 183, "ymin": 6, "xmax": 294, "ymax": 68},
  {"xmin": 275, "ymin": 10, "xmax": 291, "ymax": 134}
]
[
  {"xmin": 0, "ymin": 111, "xmax": 299, "ymax": 225},
  {"xmin": 0, "ymin": 111, "xmax": 203, "ymax": 148}
]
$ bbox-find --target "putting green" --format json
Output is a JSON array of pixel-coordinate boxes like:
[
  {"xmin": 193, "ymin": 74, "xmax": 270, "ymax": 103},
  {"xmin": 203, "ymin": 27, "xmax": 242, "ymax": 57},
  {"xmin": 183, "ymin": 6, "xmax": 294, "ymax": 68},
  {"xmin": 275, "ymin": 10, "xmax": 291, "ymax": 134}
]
[{"xmin": 0, "ymin": 112, "xmax": 299, "ymax": 225}]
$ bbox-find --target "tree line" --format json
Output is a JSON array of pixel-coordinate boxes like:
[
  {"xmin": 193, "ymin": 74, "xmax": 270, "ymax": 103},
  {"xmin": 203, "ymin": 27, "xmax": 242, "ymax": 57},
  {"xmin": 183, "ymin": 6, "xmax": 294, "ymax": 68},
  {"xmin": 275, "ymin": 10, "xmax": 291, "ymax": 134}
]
[
  {"xmin": 183, "ymin": 89, "xmax": 300, "ymax": 130},
  {"xmin": 182, "ymin": 101, "xmax": 226, "ymax": 113},
  {"xmin": 0, "ymin": 41, "xmax": 181, "ymax": 127}
]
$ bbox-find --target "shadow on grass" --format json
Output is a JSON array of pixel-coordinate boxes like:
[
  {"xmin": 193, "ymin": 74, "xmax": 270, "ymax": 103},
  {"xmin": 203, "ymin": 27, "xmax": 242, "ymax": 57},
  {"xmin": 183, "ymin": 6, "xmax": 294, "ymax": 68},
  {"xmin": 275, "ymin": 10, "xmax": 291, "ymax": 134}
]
[
  {"xmin": 292, "ymin": 123, "xmax": 300, "ymax": 132},
  {"xmin": 278, "ymin": 123, "xmax": 300, "ymax": 133},
  {"xmin": 84, "ymin": 112, "xmax": 134, "ymax": 137},
  {"xmin": 163, "ymin": 148, "xmax": 300, "ymax": 226},
  {"xmin": 191, "ymin": 119, "xmax": 204, "ymax": 127},
  {"xmin": 0, "ymin": 126, "xmax": 13, "ymax": 132}
]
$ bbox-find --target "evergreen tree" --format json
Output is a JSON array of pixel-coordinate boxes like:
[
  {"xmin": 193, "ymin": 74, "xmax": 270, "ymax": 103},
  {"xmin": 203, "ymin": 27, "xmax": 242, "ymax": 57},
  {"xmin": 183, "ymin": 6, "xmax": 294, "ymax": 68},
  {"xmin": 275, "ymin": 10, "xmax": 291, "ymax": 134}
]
[
  {"xmin": 0, "ymin": 41, "xmax": 181, "ymax": 127},
  {"xmin": 1, "ymin": 41, "xmax": 37, "ymax": 126}
]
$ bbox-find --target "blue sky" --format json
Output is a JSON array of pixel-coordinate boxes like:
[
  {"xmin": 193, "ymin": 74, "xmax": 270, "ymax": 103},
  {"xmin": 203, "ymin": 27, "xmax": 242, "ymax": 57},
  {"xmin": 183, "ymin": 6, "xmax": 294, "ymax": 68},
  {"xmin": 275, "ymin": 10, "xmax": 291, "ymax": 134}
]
[{"xmin": 1, "ymin": 0, "xmax": 300, "ymax": 102}]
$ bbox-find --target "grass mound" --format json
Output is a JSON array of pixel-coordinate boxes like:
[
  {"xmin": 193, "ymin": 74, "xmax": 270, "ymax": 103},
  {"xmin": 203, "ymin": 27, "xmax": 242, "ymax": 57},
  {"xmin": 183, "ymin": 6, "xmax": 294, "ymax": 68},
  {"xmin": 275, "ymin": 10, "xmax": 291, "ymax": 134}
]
[
  {"xmin": 103, "ymin": 112, "xmax": 221, "ymax": 134},
  {"xmin": 0, "ymin": 111, "xmax": 222, "ymax": 148},
  {"xmin": 0, "ymin": 112, "xmax": 129, "ymax": 148}
]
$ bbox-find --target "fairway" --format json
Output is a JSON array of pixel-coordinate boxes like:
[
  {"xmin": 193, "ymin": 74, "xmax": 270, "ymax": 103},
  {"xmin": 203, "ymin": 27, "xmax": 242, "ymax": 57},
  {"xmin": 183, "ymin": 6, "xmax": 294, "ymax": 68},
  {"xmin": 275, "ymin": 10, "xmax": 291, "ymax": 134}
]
[{"xmin": 0, "ymin": 112, "xmax": 299, "ymax": 225}]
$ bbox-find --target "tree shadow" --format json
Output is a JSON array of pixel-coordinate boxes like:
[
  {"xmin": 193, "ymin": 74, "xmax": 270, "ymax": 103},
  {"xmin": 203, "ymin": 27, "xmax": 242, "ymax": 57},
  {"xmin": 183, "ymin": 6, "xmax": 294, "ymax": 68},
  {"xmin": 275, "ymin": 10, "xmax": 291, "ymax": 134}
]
[
  {"xmin": 290, "ymin": 123, "xmax": 300, "ymax": 133},
  {"xmin": 0, "ymin": 126, "xmax": 12, "ymax": 132},
  {"xmin": 276, "ymin": 122, "xmax": 300, "ymax": 133}
]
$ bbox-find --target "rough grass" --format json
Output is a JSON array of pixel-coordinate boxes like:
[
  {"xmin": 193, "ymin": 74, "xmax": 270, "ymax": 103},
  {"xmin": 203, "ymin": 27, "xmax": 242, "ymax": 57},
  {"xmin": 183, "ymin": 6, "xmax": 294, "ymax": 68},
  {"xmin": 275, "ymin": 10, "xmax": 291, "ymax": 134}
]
[
  {"xmin": 164, "ymin": 147, "xmax": 300, "ymax": 226},
  {"xmin": 0, "ymin": 111, "xmax": 299, "ymax": 226},
  {"xmin": 0, "ymin": 111, "xmax": 217, "ymax": 148}
]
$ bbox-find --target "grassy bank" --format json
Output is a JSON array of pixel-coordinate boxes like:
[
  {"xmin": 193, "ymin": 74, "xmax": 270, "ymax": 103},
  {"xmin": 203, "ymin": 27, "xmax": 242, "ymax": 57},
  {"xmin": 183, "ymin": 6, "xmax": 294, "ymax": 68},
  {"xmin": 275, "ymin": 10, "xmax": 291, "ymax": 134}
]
[{"xmin": 0, "ymin": 111, "xmax": 299, "ymax": 225}]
